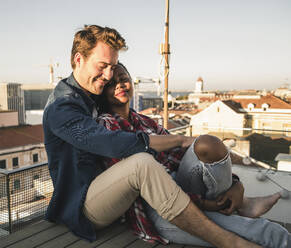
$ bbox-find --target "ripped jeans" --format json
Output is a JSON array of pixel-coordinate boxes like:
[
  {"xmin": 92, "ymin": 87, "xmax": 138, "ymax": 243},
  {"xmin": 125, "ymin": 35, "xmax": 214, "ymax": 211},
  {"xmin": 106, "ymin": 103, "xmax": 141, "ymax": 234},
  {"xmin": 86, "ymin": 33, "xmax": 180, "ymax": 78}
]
[{"xmin": 144, "ymin": 140, "xmax": 291, "ymax": 248}]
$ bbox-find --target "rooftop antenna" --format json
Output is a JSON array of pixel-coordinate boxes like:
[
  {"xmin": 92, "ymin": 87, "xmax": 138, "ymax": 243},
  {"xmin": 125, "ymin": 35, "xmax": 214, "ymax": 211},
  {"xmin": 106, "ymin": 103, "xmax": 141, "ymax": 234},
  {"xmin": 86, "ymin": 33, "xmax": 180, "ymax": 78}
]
[{"xmin": 159, "ymin": 0, "xmax": 170, "ymax": 128}]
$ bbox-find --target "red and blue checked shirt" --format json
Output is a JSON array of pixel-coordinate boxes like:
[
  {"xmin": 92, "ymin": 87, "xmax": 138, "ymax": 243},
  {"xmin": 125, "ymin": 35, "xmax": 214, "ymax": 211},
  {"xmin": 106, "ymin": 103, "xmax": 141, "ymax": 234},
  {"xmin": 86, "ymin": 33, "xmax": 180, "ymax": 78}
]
[{"xmin": 97, "ymin": 109, "xmax": 199, "ymax": 244}]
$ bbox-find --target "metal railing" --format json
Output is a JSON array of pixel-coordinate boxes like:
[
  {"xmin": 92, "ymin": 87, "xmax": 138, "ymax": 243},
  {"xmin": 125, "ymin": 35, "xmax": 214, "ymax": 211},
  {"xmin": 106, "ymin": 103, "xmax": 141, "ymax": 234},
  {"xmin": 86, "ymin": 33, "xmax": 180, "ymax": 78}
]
[{"xmin": 0, "ymin": 162, "xmax": 52, "ymax": 238}]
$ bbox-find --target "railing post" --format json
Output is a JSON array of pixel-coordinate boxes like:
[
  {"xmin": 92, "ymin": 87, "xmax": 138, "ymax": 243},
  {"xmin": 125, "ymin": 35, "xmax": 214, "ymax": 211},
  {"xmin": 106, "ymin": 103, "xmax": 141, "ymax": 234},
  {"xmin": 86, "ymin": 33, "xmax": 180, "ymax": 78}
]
[
  {"xmin": 6, "ymin": 175, "xmax": 13, "ymax": 234},
  {"xmin": 188, "ymin": 125, "xmax": 192, "ymax": 137}
]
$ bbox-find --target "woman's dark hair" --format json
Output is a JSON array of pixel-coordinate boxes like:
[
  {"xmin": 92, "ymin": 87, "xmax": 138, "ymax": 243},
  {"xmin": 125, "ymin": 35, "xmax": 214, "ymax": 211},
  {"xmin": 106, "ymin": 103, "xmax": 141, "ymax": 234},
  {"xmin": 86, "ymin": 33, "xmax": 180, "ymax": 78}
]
[{"xmin": 116, "ymin": 62, "xmax": 131, "ymax": 79}]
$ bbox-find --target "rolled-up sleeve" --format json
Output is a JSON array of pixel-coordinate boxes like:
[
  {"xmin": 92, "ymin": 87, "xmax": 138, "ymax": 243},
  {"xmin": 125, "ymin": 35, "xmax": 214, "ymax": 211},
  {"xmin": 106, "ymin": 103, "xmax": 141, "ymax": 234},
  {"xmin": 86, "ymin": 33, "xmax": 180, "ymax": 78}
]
[{"xmin": 45, "ymin": 95, "xmax": 149, "ymax": 158}]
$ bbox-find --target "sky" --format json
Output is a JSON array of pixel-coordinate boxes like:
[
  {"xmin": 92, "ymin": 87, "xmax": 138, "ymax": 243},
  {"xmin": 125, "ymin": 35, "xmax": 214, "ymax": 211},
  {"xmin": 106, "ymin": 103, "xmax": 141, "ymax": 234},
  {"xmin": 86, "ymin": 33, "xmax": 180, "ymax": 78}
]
[{"xmin": 0, "ymin": 0, "xmax": 290, "ymax": 91}]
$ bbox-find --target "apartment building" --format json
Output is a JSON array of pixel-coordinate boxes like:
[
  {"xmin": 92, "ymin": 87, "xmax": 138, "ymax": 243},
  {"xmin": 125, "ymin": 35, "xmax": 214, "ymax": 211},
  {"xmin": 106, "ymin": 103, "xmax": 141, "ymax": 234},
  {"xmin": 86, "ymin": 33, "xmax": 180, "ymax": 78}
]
[
  {"xmin": 190, "ymin": 94, "xmax": 291, "ymax": 136},
  {"xmin": 0, "ymin": 111, "xmax": 18, "ymax": 127},
  {"xmin": 0, "ymin": 83, "xmax": 25, "ymax": 125},
  {"xmin": 0, "ymin": 125, "xmax": 47, "ymax": 195},
  {"xmin": 190, "ymin": 93, "xmax": 291, "ymax": 165}
]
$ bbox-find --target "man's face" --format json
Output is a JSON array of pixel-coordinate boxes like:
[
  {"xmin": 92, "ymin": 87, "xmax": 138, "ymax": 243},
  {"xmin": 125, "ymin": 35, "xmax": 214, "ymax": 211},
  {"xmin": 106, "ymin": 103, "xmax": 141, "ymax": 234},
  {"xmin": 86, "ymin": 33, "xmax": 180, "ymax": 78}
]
[{"xmin": 73, "ymin": 42, "xmax": 119, "ymax": 95}]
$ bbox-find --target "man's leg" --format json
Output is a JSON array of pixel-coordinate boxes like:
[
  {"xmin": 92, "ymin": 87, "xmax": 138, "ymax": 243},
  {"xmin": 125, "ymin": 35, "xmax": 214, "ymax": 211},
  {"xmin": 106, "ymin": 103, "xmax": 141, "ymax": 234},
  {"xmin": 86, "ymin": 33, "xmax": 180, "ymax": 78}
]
[
  {"xmin": 145, "ymin": 202, "xmax": 290, "ymax": 248},
  {"xmin": 84, "ymin": 152, "xmax": 260, "ymax": 247},
  {"xmin": 83, "ymin": 152, "xmax": 189, "ymax": 228}
]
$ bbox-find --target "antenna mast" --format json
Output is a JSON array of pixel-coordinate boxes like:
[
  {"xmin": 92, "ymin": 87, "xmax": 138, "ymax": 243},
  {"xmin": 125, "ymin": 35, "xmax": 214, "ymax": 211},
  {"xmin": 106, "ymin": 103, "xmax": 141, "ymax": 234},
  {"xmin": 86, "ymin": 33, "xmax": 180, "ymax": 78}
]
[{"xmin": 162, "ymin": 0, "xmax": 170, "ymax": 128}]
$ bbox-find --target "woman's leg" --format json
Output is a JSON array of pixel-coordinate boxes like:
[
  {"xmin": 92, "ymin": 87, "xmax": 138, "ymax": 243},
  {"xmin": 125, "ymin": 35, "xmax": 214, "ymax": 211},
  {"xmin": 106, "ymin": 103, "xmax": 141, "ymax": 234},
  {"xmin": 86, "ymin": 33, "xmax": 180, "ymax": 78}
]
[
  {"xmin": 144, "ymin": 202, "xmax": 290, "ymax": 248},
  {"xmin": 175, "ymin": 135, "xmax": 232, "ymax": 199},
  {"xmin": 176, "ymin": 135, "xmax": 281, "ymax": 216}
]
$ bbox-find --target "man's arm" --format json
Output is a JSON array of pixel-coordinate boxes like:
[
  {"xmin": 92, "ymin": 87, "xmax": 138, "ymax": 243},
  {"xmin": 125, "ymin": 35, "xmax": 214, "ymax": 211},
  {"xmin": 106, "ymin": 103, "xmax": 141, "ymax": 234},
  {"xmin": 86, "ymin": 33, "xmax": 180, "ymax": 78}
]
[
  {"xmin": 149, "ymin": 134, "xmax": 195, "ymax": 152},
  {"xmin": 45, "ymin": 96, "xmax": 192, "ymax": 158},
  {"xmin": 45, "ymin": 96, "xmax": 148, "ymax": 158}
]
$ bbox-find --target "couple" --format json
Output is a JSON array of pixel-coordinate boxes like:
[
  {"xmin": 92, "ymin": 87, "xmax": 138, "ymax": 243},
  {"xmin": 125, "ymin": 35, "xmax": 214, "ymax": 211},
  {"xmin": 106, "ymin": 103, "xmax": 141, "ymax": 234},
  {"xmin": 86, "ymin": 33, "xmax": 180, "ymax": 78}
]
[{"xmin": 43, "ymin": 25, "xmax": 290, "ymax": 247}]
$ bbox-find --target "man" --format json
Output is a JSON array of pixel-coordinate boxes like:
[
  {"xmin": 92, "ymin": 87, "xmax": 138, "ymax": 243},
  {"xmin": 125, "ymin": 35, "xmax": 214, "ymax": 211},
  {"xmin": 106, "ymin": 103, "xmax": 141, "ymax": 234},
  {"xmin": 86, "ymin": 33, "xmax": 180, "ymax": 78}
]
[{"xmin": 43, "ymin": 25, "xmax": 261, "ymax": 247}]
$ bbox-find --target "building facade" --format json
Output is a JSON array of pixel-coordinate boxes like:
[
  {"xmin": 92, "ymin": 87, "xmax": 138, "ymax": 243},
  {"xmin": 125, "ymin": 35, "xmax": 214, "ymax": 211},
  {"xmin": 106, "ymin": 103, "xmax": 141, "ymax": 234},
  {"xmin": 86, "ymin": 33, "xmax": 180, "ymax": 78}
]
[
  {"xmin": 0, "ymin": 111, "xmax": 18, "ymax": 127},
  {"xmin": 0, "ymin": 125, "xmax": 47, "ymax": 170},
  {"xmin": 0, "ymin": 83, "xmax": 25, "ymax": 125}
]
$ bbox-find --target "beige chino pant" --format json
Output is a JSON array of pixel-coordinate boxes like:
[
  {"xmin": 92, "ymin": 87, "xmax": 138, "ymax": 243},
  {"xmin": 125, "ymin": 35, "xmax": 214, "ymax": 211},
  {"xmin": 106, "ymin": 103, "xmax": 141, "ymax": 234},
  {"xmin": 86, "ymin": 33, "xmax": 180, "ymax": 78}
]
[{"xmin": 83, "ymin": 152, "xmax": 190, "ymax": 229}]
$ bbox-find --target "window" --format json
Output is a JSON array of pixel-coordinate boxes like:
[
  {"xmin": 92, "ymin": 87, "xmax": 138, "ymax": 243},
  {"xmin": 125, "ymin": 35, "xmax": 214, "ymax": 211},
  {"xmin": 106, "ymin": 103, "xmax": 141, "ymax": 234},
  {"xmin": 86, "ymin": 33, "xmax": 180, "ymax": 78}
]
[
  {"xmin": 262, "ymin": 103, "xmax": 269, "ymax": 111},
  {"xmin": 8, "ymin": 87, "xmax": 17, "ymax": 97},
  {"xmin": 247, "ymin": 103, "xmax": 255, "ymax": 111},
  {"xmin": 33, "ymin": 174, "xmax": 40, "ymax": 180},
  {"xmin": 283, "ymin": 124, "xmax": 291, "ymax": 137},
  {"xmin": 0, "ymin": 160, "xmax": 6, "ymax": 169},
  {"xmin": 12, "ymin": 157, "xmax": 18, "ymax": 167},
  {"xmin": 14, "ymin": 179, "xmax": 20, "ymax": 190},
  {"xmin": 33, "ymin": 154, "xmax": 39, "ymax": 163}
]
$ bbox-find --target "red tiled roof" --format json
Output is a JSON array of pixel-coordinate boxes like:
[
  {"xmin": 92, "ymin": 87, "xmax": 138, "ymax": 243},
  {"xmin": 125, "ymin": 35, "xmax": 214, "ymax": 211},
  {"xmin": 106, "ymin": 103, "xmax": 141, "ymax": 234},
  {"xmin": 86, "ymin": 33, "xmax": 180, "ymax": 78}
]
[
  {"xmin": 0, "ymin": 125, "xmax": 44, "ymax": 150},
  {"xmin": 221, "ymin": 94, "xmax": 291, "ymax": 113},
  {"xmin": 231, "ymin": 94, "xmax": 291, "ymax": 109}
]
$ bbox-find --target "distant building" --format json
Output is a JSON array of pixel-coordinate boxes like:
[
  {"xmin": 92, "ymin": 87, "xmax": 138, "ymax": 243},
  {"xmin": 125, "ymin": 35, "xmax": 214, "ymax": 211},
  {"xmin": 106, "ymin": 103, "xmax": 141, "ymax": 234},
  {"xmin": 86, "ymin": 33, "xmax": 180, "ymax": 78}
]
[
  {"xmin": 133, "ymin": 92, "xmax": 163, "ymax": 112},
  {"xmin": 274, "ymin": 84, "xmax": 291, "ymax": 100},
  {"xmin": 0, "ymin": 125, "xmax": 47, "ymax": 171},
  {"xmin": 191, "ymin": 93, "xmax": 291, "ymax": 137},
  {"xmin": 0, "ymin": 83, "xmax": 25, "ymax": 125},
  {"xmin": 188, "ymin": 77, "xmax": 215, "ymax": 104},
  {"xmin": 224, "ymin": 94, "xmax": 291, "ymax": 136},
  {"xmin": 0, "ymin": 111, "xmax": 18, "ymax": 127},
  {"xmin": 0, "ymin": 124, "xmax": 50, "ymax": 202},
  {"xmin": 20, "ymin": 84, "xmax": 55, "ymax": 125},
  {"xmin": 190, "ymin": 100, "xmax": 246, "ymax": 136},
  {"xmin": 195, "ymin": 76, "xmax": 204, "ymax": 93},
  {"xmin": 275, "ymin": 153, "xmax": 291, "ymax": 172},
  {"xmin": 130, "ymin": 93, "xmax": 143, "ymax": 112},
  {"xmin": 141, "ymin": 96, "xmax": 163, "ymax": 111},
  {"xmin": 21, "ymin": 83, "xmax": 55, "ymax": 110},
  {"xmin": 190, "ymin": 93, "xmax": 291, "ymax": 164}
]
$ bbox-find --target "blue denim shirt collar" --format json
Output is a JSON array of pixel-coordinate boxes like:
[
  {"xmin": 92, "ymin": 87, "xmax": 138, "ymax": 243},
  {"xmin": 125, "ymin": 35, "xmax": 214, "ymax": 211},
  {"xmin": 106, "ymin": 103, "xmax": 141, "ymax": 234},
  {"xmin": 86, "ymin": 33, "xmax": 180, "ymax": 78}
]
[{"xmin": 66, "ymin": 73, "xmax": 100, "ymax": 109}]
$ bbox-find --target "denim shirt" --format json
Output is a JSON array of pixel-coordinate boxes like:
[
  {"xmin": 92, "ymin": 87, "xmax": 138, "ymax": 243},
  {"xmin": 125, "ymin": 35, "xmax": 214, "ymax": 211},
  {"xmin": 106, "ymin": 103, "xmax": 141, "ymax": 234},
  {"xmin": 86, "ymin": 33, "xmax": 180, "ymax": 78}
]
[{"xmin": 43, "ymin": 73, "xmax": 150, "ymax": 241}]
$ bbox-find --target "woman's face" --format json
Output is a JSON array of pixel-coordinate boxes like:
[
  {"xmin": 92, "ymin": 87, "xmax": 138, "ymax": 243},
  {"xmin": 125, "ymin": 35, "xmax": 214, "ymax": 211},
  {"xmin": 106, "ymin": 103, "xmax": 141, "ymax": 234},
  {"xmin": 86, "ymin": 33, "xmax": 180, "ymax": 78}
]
[{"xmin": 104, "ymin": 65, "xmax": 133, "ymax": 106}]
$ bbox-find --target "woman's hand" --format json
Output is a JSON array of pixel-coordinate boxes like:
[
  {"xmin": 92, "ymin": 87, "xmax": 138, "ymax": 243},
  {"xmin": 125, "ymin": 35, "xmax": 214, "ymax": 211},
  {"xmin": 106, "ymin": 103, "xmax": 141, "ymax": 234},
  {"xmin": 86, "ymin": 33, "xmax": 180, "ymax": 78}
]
[
  {"xmin": 216, "ymin": 181, "xmax": 244, "ymax": 215},
  {"xmin": 199, "ymin": 199, "xmax": 230, "ymax": 211}
]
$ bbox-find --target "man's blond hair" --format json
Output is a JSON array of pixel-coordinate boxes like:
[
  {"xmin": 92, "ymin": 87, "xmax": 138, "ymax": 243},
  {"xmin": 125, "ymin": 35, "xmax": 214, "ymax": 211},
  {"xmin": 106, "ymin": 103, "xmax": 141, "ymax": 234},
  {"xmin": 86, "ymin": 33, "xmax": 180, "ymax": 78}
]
[{"xmin": 71, "ymin": 25, "xmax": 127, "ymax": 69}]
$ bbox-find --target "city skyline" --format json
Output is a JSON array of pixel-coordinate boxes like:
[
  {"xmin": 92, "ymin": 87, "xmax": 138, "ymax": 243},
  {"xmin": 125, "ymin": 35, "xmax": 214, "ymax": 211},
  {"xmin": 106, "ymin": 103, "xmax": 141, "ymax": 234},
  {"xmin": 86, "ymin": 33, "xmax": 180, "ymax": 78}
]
[{"xmin": 0, "ymin": 0, "xmax": 290, "ymax": 91}]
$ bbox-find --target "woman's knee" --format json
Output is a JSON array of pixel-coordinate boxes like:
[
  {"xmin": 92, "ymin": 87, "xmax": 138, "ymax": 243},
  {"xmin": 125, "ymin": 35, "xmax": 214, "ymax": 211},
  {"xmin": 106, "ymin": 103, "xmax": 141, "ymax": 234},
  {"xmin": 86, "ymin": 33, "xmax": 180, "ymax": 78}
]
[{"xmin": 194, "ymin": 135, "xmax": 228, "ymax": 163}]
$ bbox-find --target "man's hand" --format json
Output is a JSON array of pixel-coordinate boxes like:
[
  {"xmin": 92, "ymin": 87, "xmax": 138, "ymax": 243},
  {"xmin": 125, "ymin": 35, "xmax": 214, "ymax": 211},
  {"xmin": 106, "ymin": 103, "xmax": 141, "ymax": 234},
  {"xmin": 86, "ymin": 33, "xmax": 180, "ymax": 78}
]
[
  {"xmin": 216, "ymin": 181, "xmax": 244, "ymax": 215},
  {"xmin": 149, "ymin": 135, "xmax": 196, "ymax": 152},
  {"xmin": 180, "ymin": 136, "xmax": 196, "ymax": 148}
]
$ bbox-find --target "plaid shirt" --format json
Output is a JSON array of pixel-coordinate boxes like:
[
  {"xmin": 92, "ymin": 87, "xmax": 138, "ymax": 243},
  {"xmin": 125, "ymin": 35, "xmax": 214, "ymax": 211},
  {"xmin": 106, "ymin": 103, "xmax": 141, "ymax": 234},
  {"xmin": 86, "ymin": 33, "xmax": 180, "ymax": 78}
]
[{"xmin": 97, "ymin": 109, "xmax": 197, "ymax": 244}]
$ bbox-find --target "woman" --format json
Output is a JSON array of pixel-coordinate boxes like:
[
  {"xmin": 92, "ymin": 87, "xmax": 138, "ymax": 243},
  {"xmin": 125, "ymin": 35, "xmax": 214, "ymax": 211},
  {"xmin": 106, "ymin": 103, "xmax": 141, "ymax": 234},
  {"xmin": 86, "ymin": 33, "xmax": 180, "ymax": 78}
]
[{"xmin": 96, "ymin": 63, "xmax": 290, "ymax": 247}]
